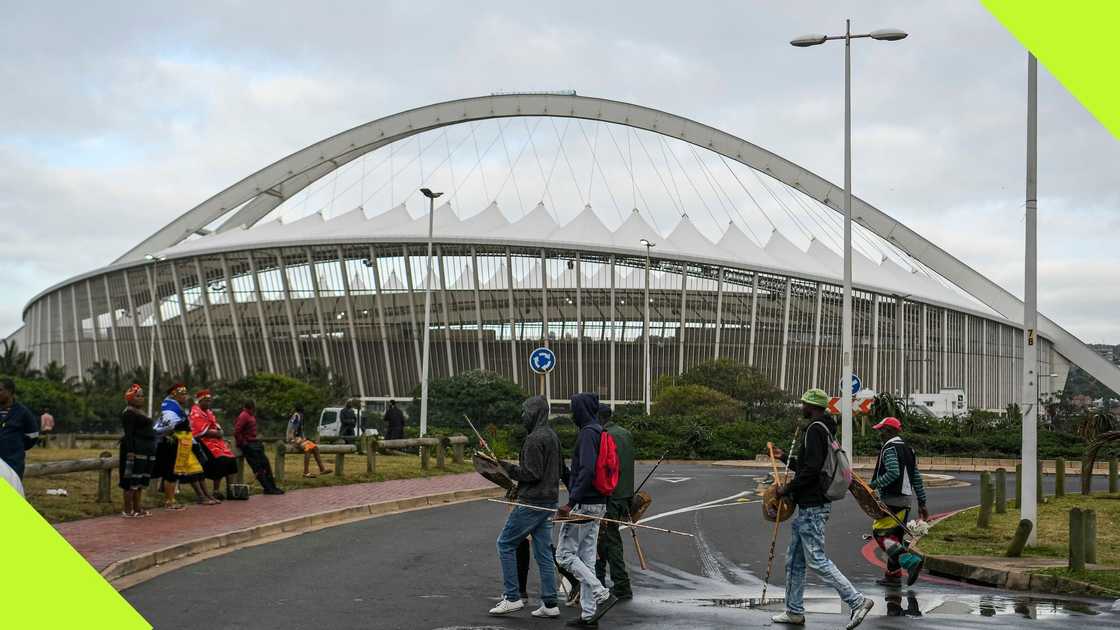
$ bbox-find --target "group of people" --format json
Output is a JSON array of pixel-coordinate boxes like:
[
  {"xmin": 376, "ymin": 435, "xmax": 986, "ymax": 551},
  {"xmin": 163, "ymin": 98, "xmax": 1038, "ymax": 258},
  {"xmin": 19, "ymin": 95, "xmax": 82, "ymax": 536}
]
[
  {"xmin": 115, "ymin": 382, "xmax": 361, "ymax": 516},
  {"xmin": 491, "ymin": 393, "xmax": 635, "ymax": 627},
  {"xmin": 486, "ymin": 387, "xmax": 931, "ymax": 629}
]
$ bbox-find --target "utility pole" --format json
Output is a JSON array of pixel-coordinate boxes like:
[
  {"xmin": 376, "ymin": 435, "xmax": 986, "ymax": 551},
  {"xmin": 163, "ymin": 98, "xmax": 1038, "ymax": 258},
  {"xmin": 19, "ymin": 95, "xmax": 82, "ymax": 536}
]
[{"xmin": 1021, "ymin": 53, "xmax": 1039, "ymax": 545}]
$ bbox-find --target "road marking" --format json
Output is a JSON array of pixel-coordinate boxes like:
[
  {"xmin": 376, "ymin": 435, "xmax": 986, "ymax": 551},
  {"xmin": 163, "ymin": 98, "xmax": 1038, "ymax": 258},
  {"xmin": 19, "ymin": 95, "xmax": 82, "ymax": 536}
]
[
  {"xmin": 655, "ymin": 477, "xmax": 692, "ymax": 483},
  {"xmin": 633, "ymin": 491, "xmax": 755, "ymax": 527}
]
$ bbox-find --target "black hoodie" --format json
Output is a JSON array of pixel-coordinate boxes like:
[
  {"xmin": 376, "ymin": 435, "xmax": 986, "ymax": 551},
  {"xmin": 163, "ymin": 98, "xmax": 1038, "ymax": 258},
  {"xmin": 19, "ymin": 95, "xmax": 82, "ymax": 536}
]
[
  {"xmin": 503, "ymin": 396, "xmax": 563, "ymax": 505},
  {"xmin": 564, "ymin": 393, "xmax": 607, "ymax": 506},
  {"xmin": 784, "ymin": 413, "xmax": 837, "ymax": 508}
]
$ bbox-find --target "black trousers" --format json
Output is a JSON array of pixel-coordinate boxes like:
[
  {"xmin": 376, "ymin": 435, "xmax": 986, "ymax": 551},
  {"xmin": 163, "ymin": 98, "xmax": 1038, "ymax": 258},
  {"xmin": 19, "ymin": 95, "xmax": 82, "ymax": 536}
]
[
  {"xmin": 516, "ymin": 539, "xmax": 577, "ymax": 598},
  {"xmin": 241, "ymin": 442, "xmax": 274, "ymax": 483}
]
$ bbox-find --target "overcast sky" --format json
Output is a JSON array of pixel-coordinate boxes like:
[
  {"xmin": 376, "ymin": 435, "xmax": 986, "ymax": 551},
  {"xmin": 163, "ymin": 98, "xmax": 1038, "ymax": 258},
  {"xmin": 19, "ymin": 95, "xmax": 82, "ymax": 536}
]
[{"xmin": 3, "ymin": 1, "xmax": 1118, "ymax": 346}]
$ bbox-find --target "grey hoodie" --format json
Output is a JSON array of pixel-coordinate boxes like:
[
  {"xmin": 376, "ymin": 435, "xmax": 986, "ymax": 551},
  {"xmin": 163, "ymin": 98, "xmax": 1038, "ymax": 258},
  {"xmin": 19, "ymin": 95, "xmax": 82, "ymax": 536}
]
[{"xmin": 503, "ymin": 396, "xmax": 563, "ymax": 506}]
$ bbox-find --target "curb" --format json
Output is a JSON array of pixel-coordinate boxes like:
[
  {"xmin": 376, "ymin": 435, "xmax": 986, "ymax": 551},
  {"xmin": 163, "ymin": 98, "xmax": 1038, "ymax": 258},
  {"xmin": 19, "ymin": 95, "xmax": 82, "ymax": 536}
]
[
  {"xmin": 100, "ymin": 486, "xmax": 503, "ymax": 583},
  {"xmin": 916, "ymin": 507, "xmax": 1120, "ymax": 598}
]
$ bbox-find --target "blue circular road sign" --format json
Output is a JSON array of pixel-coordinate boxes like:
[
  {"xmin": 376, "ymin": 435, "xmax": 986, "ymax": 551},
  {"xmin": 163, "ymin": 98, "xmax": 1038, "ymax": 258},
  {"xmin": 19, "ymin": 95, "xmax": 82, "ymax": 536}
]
[
  {"xmin": 529, "ymin": 347, "xmax": 556, "ymax": 374},
  {"xmin": 840, "ymin": 374, "xmax": 862, "ymax": 397}
]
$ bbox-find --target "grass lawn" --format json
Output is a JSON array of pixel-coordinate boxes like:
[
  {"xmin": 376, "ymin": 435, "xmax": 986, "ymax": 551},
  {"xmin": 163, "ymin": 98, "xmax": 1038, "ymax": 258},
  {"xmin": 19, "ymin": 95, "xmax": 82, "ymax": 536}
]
[
  {"xmin": 23, "ymin": 447, "xmax": 475, "ymax": 524},
  {"xmin": 920, "ymin": 493, "xmax": 1120, "ymax": 592}
]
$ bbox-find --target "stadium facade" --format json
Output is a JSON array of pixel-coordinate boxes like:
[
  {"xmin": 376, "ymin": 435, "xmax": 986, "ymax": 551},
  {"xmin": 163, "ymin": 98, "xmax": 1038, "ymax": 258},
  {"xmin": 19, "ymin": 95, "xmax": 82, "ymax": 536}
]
[{"xmin": 11, "ymin": 94, "xmax": 1120, "ymax": 408}]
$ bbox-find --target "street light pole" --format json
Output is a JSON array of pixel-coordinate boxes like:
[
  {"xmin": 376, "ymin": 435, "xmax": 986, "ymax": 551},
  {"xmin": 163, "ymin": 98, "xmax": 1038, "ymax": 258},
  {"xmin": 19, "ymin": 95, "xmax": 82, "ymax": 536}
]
[
  {"xmin": 791, "ymin": 22, "xmax": 906, "ymax": 456},
  {"xmin": 1022, "ymin": 53, "xmax": 1039, "ymax": 545},
  {"xmin": 640, "ymin": 239, "xmax": 656, "ymax": 415},
  {"xmin": 419, "ymin": 188, "xmax": 443, "ymax": 438}
]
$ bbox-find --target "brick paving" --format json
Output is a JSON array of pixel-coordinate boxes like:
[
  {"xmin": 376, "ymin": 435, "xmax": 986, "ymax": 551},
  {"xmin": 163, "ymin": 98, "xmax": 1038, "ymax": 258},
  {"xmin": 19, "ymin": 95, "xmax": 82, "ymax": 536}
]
[{"xmin": 55, "ymin": 473, "xmax": 491, "ymax": 571}]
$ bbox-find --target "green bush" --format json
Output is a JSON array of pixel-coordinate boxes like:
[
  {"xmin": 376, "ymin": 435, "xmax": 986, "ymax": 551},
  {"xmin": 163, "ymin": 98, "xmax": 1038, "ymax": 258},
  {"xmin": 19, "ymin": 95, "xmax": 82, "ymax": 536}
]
[
  {"xmin": 653, "ymin": 384, "xmax": 742, "ymax": 423},
  {"xmin": 408, "ymin": 370, "xmax": 526, "ymax": 429},
  {"xmin": 3, "ymin": 377, "xmax": 94, "ymax": 433},
  {"xmin": 214, "ymin": 373, "xmax": 330, "ymax": 436}
]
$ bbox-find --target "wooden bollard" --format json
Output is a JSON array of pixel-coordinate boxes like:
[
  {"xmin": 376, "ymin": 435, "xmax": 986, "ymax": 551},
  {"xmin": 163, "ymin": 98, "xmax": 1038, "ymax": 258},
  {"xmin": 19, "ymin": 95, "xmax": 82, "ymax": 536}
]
[
  {"xmin": 1015, "ymin": 463, "xmax": 1022, "ymax": 509},
  {"xmin": 1055, "ymin": 458, "xmax": 1065, "ymax": 497},
  {"xmin": 1005, "ymin": 519, "xmax": 1033, "ymax": 558},
  {"xmin": 1080, "ymin": 459, "xmax": 1091, "ymax": 495},
  {"xmin": 97, "ymin": 451, "xmax": 112, "ymax": 504},
  {"xmin": 994, "ymin": 468, "xmax": 1007, "ymax": 514},
  {"xmin": 335, "ymin": 453, "xmax": 345, "ymax": 477},
  {"xmin": 274, "ymin": 443, "xmax": 286, "ymax": 481},
  {"xmin": 420, "ymin": 445, "xmax": 430, "ymax": 470},
  {"xmin": 1069, "ymin": 508, "xmax": 1085, "ymax": 572},
  {"xmin": 1084, "ymin": 509, "xmax": 1097, "ymax": 564},
  {"xmin": 977, "ymin": 471, "xmax": 993, "ymax": 528},
  {"xmin": 453, "ymin": 442, "xmax": 464, "ymax": 464},
  {"xmin": 436, "ymin": 442, "xmax": 446, "ymax": 470},
  {"xmin": 366, "ymin": 439, "xmax": 377, "ymax": 474},
  {"xmin": 1110, "ymin": 458, "xmax": 1118, "ymax": 494},
  {"xmin": 1037, "ymin": 459, "xmax": 1044, "ymax": 500}
]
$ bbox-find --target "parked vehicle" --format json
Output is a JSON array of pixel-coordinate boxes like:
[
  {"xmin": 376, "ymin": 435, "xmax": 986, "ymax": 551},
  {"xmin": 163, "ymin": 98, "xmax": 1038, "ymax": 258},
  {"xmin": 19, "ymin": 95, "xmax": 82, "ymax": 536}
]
[{"xmin": 318, "ymin": 406, "xmax": 379, "ymax": 442}]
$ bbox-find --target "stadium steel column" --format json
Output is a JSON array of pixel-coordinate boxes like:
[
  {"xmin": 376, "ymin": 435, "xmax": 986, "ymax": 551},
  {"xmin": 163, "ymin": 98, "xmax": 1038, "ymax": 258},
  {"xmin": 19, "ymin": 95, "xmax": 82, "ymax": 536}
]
[
  {"xmin": 418, "ymin": 187, "xmax": 442, "ymax": 437},
  {"xmin": 305, "ymin": 248, "xmax": 332, "ymax": 376},
  {"xmin": 811, "ymin": 284, "xmax": 824, "ymax": 387},
  {"xmin": 576, "ymin": 253, "xmax": 583, "ymax": 390},
  {"xmin": 713, "ymin": 267, "xmax": 724, "ymax": 359},
  {"xmin": 748, "ymin": 273, "xmax": 759, "ymax": 367},
  {"xmin": 678, "ymin": 263, "xmax": 688, "ymax": 375},
  {"xmin": 640, "ymin": 239, "xmax": 655, "ymax": 415},
  {"xmin": 248, "ymin": 252, "xmax": 275, "ymax": 374},
  {"xmin": 276, "ymin": 252, "xmax": 302, "ymax": 371},
  {"xmin": 609, "ymin": 255, "xmax": 616, "ymax": 408},
  {"xmin": 69, "ymin": 285, "xmax": 83, "ymax": 377},
  {"xmin": 84, "ymin": 280, "xmax": 101, "ymax": 363},
  {"xmin": 369, "ymin": 246, "xmax": 394, "ymax": 397},
  {"xmin": 505, "ymin": 249, "xmax": 518, "ymax": 385},
  {"xmin": 1022, "ymin": 52, "xmax": 1039, "ymax": 545},
  {"xmin": 791, "ymin": 22, "xmax": 907, "ymax": 454},
  {"xmin": 219, "ymin": 253, "xmax": 249, "ymax": 376},
  {"xmin": 779, "ymin": 278, "xmax": 792, "ymax": 390},
  {"xmin": 438, "ymin": 246, "xmax": 454, "ymax": 377},
  {"xmin": 102, "ymin": 276, "xmax": 121, "ymax": 364},
  {"xmin": 471, "ymin": 247, "xmax": 485, "ymax": 371},
  {"xmin": 170, "ymin": 262, "xmax": 194, "ymax": 368},
  {"xmin": 337, "ymin": 247, "xmax": 365, "ymax": 397}
]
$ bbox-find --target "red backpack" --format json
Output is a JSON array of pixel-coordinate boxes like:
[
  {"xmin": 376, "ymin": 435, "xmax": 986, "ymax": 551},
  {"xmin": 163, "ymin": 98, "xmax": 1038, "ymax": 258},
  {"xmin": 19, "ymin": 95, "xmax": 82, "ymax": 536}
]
[{"xmin": 592, "ymin": 429, "xmax": 619, "ymax": 496}]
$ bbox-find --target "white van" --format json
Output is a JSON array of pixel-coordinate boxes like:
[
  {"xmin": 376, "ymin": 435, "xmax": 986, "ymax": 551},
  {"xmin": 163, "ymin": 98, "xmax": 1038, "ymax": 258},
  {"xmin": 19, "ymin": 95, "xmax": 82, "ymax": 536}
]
[{"xmin": 317, "ymin": 406, "xmax": 380, "ymax": 442}]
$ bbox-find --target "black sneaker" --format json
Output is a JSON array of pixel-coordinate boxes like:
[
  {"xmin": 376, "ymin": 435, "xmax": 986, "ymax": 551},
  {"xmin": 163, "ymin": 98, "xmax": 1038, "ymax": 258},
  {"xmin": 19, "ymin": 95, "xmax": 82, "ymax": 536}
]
[
  {"xmin": 612, "ymin": 590, "xmax": 633, "ymax": 601},
  {"xmin": 565, "ymin": 619, "xmax": 598, "ymax": 628},
  {"xmin": 588, "ymin": 594, "xmax": 618, "ymax": 623}
]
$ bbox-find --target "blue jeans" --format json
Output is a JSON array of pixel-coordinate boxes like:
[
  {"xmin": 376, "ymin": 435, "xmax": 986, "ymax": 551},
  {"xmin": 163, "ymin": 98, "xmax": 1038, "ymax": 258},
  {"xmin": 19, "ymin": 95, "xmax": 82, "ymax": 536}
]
[
  {"xmin": 497, "ymin": 504, "xmax": 558, "ymax": 607},
  {"xmin": 785, "ymin": 504, "xmax": 865, "ymax": 615},
  {"xmin": 556, "ymin": 503, "xmax": 609, "ymax": 620}
]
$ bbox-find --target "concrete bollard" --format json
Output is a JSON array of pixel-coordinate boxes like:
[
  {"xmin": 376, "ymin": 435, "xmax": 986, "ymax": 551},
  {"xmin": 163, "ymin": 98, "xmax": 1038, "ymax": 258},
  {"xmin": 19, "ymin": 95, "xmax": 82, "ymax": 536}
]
[
  {"xmin": 977, "ymin": 471, "xmax": 993, "ymax": 528},
  {"xmin": 453, "ymin": 442, "xmax": 464, "ymax": 464},
  {"xmin": 274, "ymin": 443, "xmax": 286, "ymax": 482},
  {"xmin": 994, "ymin": 468, "xmax": 1007, "ymax": 514},
  {"xmin": 1005, "ymin": 519, "xmax": 1033, "ymax": 558},
  {"xmin": 1110, "ymin": 458, "xmax": 1118, "ymax": 494},
  {"xmin": 97, "ymin": 451, "xmax": 112, "ymax": 504},
  {"xmin": 420, "ymin": 445, "xmax": 430, "ymax": 470},
  {"xmin": 366, "ymin": 439, "xmax": 377, "ymax": 474},
  {"xmin": 1015, "ymin": 463, "xmax": 1022, "ymax": 509},
  {"xmin": 1069, "ymin": 508, "xmax": 1085, "ymax": 572},
  {"xmin": 1055, "ymin": 458, "xmax": 1065, "ymax": 497},
  {"xmin": 1084, "ymin": 509, "xmax": 1097, "ymax": 564},
  {"xmin": 335, "ymin": 453, "xmax": 345, "ymax": 478}
]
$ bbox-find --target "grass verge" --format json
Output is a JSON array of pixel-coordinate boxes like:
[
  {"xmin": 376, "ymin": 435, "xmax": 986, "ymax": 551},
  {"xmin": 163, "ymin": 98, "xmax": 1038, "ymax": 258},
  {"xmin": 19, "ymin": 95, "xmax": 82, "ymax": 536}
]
[{"xmin": 23, "ymin": 447, "xmax": 474, "ymax": 523}]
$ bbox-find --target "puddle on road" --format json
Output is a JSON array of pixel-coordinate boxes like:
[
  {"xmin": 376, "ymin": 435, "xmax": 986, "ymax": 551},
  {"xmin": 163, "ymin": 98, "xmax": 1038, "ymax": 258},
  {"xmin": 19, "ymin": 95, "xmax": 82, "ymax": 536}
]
[{"xmin": 695, "ymin": 592, "xmax": 1102, "ymax": 619}]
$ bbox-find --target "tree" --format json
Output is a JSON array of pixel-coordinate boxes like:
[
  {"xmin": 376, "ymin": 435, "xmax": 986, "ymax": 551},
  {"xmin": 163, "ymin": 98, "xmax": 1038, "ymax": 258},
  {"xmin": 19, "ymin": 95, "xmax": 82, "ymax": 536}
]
[
  {"xmin": 410, "ymin": 370, "xmax": 526, "ymax": 429},
  {"xmin": 0, "ymin": 340, "xmax": 35, "ymax": 377},
  {"xmin": 653, "ymin": 384, "xmax": 743, "ymax": 423},
  {"xmin": 664, "ymin": 359, "xmax": 790, "ymax": 420},
  {"xmin": 215, "ymin": 373, "xmax": 331, "ymax": 436}
]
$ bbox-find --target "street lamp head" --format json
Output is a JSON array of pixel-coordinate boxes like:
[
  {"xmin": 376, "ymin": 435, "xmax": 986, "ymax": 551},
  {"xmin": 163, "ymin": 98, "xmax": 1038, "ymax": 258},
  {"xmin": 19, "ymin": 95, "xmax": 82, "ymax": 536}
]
[
  {"xmin": 144, "ymin": 254, "xmax": 166, "ymax": 262},
  {"xmin": 639, "ymin": 238, "xmax": 656, "ymax": 248},
  {"xmin": 790, "ymin": 34, "xmax": 827, "ymax": 47},
  {"xmin": 869, "ymin": 28, "xmax": 908, "ymax": 41},
  {"xmin": 420, "ymin": 188, "xmax": 443, "ymax": 199}
]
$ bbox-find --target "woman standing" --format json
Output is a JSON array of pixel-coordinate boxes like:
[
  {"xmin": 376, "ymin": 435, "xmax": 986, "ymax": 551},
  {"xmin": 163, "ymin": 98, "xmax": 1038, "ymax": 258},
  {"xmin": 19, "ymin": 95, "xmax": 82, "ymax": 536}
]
[{"xmin": 119, "ymin": 384, "xmax": 155, "ymax": 517}]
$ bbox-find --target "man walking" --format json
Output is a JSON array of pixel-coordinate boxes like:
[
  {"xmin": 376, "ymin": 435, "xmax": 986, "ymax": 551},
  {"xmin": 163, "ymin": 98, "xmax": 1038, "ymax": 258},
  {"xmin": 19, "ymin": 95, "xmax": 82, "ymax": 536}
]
[
  {"xmin": 868, "ymin": 416, "xmax": 929, "ymax": 587},
  {"xmin": 556, "ymin": 393, "xmax": 616, "ymax": 627},
  {"xmin": 772, "ymin": 388, "xmax": 873, "ymax": 629},
  {"xmin": 235, "ymin": 400, "xmax": 284, "ymax": 495},
  {"xmin": 0, "ymin": 378, "xmax": 39, "ymax": 479},
  {"xmin": 489, "ymin": 396, "xmax": 563, "ymax": 618},
  {"xmin": 595, "ymin": 405, "xmax": 634, "ymax": 601}
]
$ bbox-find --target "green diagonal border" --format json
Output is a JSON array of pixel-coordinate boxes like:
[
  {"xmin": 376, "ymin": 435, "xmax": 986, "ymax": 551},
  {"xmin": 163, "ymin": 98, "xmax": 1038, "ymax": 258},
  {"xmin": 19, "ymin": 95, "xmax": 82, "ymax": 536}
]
[{"xmin": 983, "ymin": 0, "xmax": 1120, "ymax": 139}]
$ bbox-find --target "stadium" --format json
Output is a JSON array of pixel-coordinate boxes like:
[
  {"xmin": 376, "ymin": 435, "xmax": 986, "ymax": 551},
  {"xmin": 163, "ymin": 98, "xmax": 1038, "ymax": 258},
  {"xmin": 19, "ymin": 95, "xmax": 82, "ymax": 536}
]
[{"xmin": 9, "ymin": 93, "xmax": 1119, "ymax": 409}]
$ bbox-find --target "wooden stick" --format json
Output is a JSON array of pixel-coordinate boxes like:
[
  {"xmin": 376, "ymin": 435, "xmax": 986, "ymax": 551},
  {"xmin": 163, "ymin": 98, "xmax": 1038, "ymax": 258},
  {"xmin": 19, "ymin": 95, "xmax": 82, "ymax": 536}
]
[
  {"xmin": 464, "ymin": 415, "xmax": 497, "ymax": 460},
  {"xmin": 487, "ymin": 499, "xmax": 695, "ymax": 537},
  {"xmin": 625, "ymin": 504, "xmax": 649, "ymax": 570},
  {"xmin": 761, "ymin": 427, "xmax": 799, "ymax": 604}
]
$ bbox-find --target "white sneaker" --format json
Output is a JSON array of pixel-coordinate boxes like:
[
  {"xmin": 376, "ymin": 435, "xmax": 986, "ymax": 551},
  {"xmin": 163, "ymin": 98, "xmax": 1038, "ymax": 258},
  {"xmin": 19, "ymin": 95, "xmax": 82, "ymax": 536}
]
[
  {"xmin": 489, "ymin": 598, "xmax": 524, "ymax": 615},
  {"xmin": 531, "ymin": 604, "xmax": 560, "ymax": 618},
  {"xmin": 593, "ymin": 588, "xmax": 612, "ymax": 605},
  {"xmin": 771, "ymin": 611, "xmax": 806, "ymax": 625},
  {"xmin": 846, "ymin": 598, "xmax": 874, "ymax": 629}
]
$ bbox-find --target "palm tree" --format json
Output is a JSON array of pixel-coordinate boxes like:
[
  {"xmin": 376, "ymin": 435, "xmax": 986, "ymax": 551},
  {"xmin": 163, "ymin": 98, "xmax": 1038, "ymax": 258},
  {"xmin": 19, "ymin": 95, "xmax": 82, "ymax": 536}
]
[{"xmin": 0, "ymin": 340, "xmax": 35, "ymax": 377}]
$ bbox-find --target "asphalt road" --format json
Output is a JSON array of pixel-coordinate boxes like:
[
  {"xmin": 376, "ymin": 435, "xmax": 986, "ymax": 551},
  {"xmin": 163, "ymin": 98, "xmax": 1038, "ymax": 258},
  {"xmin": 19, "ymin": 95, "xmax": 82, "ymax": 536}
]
[{"xmin": 124, "ymin": 465, "xmax": 1118, "ymax": 629}]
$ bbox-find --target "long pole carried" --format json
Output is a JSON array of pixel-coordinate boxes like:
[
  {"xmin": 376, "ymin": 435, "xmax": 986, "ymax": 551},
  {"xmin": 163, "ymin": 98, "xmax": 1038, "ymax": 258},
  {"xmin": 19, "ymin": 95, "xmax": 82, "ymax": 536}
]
[
  {"xmin": 760, "ymin": 428, "xmax": 799, "ymax": 604},
  {"xmin": 634, "ymin": 450, "xmax": 669, "ymax": 496},
  {"xmin": 463, "ymin": 415, "xmax": 497, "ymax": 460},
  {"xmin": 487, "ymin": 499, "xmax": 695, "ymax": 537}
]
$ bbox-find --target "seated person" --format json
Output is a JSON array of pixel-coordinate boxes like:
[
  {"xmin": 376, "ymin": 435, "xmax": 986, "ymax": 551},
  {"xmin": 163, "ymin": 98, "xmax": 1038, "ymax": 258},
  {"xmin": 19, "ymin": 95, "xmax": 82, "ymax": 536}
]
[
  {"xmin": 189, "ymin": 389, "xmax": 239, "ymax": 500},
  {"xmin": 287, "ymin": 405, "xmax": 332, "ymax": 478}
]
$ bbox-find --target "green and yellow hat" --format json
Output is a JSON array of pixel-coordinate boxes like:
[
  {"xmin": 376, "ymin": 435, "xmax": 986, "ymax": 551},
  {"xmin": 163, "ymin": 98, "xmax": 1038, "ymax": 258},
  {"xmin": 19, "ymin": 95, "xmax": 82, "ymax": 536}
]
[{"xmin": 800, "ymin": 388, "xmax": 829, "ymax": 409}]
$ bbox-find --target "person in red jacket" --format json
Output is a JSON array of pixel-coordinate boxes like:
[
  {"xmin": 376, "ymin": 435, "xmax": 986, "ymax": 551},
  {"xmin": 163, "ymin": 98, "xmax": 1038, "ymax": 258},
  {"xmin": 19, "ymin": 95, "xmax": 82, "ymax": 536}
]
[
  {"xmin": 234, "ymin": 400, "xmax": 283, "ymax": 495},
  {"xmin": 190, "ymin": 390, "xmax": 239, "ymax": 500}
]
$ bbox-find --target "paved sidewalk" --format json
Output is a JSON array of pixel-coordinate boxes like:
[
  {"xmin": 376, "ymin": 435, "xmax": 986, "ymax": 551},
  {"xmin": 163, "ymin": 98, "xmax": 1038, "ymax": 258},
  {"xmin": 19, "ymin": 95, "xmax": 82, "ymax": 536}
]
[{"xmin": 55, "ymin": 473, "xmax": 491, "ymax": 572}]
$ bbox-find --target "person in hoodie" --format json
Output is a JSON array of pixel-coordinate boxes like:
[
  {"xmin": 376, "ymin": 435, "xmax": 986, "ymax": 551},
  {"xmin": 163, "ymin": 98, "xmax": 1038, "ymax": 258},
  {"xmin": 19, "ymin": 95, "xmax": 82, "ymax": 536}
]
[
  {"xmin": 489, "ymin": 396, "xmax": 563, "ymax": 618},
  {"xmin": 555, "ymin": 393, "xmax": 615, "ymax": 627},
  {"xmin": 771, "ymin": 389, "xmax": 873, "ymax": 629}
]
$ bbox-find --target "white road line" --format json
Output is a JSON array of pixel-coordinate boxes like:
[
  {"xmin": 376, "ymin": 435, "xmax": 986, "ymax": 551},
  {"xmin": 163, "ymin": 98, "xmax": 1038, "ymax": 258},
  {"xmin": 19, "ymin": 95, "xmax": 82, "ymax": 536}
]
[{"xmin": 633, "ymin": 491, "xmax": 755, "ymax": 527}]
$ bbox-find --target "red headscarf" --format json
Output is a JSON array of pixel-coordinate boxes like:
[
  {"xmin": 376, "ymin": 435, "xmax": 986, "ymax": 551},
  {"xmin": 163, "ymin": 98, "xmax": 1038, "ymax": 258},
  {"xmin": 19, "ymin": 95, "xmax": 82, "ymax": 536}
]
[
  {"xmin": 125, "ymin": 384, "xmax": 143, "ymax": 401},
  {"xmin": 195, "ymin": 389, "xmax": 213, "ymax": 400}
]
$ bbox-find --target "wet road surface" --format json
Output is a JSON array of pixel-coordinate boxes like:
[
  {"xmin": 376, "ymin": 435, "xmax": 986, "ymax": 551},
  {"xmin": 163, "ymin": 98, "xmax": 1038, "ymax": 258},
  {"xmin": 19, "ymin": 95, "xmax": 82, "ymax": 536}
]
[{"xmin": 123, "ymin": 464, "xmax": 1118, "ymax": 629}]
